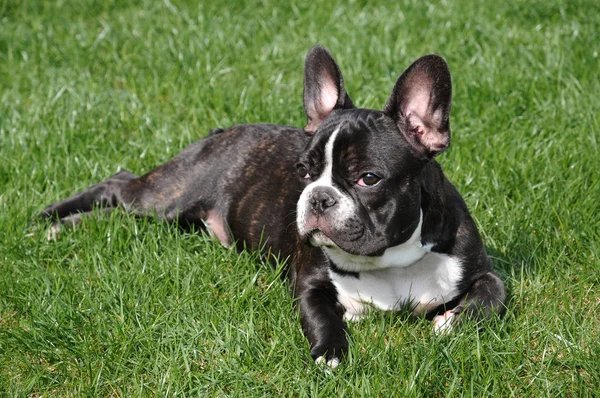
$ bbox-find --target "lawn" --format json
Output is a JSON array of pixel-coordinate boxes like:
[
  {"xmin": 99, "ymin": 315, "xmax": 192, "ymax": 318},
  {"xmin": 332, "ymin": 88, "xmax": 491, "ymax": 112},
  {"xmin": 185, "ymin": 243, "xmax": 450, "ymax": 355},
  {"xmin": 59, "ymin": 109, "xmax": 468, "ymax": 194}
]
[{"xmin": 1, "ymin": 0, "xmax": 599, "ymax": 396}]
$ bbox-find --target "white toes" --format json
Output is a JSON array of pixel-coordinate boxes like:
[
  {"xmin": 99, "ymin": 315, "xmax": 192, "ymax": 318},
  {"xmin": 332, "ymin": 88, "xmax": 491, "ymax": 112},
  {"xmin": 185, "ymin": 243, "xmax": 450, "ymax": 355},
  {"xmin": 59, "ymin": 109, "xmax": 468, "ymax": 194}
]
[
  {"xmin": 46, "ymin": 223, "xmax": 61, "ymax": 241},
  {"xmin": 433, "ymin": 310, "xmax": 455, "ymax": 335},
  {"xmin": 343, "ymin": 311, "xmax": 364, "ymax": 322},
  {"xmin": 315, "ymin": 355, "xmax": 340, "ymax": 372}
]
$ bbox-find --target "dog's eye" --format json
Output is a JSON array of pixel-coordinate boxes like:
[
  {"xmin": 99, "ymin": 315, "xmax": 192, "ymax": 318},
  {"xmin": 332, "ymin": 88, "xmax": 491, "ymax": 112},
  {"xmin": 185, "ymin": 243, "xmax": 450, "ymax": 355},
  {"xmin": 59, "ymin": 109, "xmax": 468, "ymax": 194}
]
[
  {"xmin": 296, "ymin": 164, "xmax": 310, "ymax": 179},
  {"xmin": 357, "ymin": 173, "xmax": 381, "ymax": 187}
]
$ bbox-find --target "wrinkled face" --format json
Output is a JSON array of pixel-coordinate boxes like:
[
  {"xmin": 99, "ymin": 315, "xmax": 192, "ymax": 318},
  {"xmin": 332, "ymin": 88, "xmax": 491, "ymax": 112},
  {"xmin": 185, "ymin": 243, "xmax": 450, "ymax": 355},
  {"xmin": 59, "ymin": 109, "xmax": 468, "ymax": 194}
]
[{"xmin": 296, "ymin": 109, "xmax": 425, "ymax": 256}]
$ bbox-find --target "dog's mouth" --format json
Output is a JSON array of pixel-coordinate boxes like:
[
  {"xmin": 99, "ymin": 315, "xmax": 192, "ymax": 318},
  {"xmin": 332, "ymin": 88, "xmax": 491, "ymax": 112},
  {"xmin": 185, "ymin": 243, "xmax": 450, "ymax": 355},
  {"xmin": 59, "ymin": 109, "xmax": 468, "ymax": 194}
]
[{"xmin": 299, "ymin": 215, "xmax": 335, "ymax": 247}]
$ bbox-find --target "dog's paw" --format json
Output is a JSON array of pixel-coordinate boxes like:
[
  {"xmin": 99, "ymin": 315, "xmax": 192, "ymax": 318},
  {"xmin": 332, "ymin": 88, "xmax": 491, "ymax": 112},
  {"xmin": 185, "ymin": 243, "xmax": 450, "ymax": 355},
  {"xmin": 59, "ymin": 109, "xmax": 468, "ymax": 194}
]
[
  {"xmin": 46, "ymin": 223, "xmax": 62, "ymax": 241},
  {"xmin": 433, "ymin": 310, "xmax": 456, "ymax": 335},
  {"xmin": 343, "ymin": 311, "xmax": 364, "ymax": 323}
]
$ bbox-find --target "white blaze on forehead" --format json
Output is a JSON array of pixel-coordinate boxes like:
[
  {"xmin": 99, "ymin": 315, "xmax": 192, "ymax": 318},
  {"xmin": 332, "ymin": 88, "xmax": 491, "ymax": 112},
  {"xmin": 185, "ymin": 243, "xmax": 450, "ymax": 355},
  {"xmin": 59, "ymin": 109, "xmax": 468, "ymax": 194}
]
[{"xmin": 320, "ymin": 126, "xmax": 340, "ymax": 185}]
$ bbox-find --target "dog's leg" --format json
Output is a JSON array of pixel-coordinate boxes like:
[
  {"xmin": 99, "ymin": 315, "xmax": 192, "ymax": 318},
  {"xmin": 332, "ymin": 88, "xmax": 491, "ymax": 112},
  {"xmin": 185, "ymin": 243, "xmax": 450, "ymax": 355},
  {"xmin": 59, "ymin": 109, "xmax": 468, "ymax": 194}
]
[
  {"xmin": 298, "ymin": 285, "xmax": 347, "ymax": 368},
  {"xmin": 293, "ymin": 250, "xmax": 348, "ymax": 368},
  {"xmin": 41, "ymin": 170, "xmax": 142, "ymax": 238},
  {"xmin": 42, "ymin": 170, "xmax": 138, "ymax": 220},
  {"xmin": 433, "ymin": 270, "xmax": 506, "ymax": 334}
]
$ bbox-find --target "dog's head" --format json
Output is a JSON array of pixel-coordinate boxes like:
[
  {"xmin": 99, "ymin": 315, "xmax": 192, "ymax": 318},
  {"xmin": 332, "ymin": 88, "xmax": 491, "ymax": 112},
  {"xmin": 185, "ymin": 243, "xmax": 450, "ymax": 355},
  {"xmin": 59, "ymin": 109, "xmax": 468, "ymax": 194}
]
[{"xmin": 296, "ymin": 46, "xmax": 452, "ymax": 257}]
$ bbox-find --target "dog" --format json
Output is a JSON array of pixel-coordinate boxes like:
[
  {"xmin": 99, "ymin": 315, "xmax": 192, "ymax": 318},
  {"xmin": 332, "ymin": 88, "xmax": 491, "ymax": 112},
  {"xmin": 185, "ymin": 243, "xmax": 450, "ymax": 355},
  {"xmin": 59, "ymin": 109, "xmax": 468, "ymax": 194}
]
[{"xmin": 43, "ymin": 46, "xmax": 506, "ymax": 368}]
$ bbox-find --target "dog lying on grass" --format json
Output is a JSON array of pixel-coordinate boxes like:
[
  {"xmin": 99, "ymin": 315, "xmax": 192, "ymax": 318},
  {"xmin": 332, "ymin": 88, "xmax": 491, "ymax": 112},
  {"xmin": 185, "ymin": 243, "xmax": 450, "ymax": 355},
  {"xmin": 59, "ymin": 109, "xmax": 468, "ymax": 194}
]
[{"xmin": 43, "ymin": 46, "xmax": 506, "ymax": 367}]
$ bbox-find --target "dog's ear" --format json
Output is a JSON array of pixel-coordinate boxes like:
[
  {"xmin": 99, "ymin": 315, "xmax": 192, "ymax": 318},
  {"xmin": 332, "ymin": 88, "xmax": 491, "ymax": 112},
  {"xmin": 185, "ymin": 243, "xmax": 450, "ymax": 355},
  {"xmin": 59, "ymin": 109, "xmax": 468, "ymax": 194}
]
[
  {"xmin": 383, "ymin": 55, "xmax": 452, "ymax": 158},
  {"xmin": 303, "ymin": 46, "xmax": 354, "ymax": 134}
]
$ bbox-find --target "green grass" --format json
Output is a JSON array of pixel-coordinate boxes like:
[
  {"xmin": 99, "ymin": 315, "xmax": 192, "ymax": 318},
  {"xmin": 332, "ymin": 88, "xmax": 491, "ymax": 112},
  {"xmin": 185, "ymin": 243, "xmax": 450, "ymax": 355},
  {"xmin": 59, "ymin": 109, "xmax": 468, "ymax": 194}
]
[{"xmin": 1, "ymin": 0, "xmax": 599, "ymax": 395}]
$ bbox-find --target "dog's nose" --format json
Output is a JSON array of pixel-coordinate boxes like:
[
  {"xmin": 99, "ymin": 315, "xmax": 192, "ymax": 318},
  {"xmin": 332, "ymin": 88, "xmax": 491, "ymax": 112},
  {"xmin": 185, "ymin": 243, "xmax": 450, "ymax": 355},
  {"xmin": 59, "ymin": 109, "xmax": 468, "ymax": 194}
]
[{"xmin": 309, "ymin": 188, "xmax": 337, "ymax": 214}]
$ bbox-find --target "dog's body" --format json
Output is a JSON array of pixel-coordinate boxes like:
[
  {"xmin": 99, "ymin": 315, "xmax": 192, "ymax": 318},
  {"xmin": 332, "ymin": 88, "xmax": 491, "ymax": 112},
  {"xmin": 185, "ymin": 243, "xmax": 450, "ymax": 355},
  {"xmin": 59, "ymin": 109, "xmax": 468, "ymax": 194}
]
[{"xmin": 43, "ymin": 46, "xmax": 505, "ymax": 366}]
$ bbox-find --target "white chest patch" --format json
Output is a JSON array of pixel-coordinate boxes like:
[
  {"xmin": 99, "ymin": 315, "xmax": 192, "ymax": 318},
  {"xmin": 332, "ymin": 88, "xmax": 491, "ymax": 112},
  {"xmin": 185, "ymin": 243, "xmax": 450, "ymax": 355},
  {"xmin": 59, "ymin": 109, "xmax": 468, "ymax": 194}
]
[
  {"xmin": 331, "ymin": 252, "xmax": 463, "ymax": 320},
  {"xmin": 325, "ymin": 214, "xmax": 463, "ymax": 320}
]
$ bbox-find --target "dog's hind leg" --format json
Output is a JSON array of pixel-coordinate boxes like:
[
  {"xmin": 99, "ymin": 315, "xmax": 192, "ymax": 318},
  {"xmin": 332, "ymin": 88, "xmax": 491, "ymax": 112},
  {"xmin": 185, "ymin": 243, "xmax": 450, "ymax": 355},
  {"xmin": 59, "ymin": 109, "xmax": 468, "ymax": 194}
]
[
  {"xmin": 433, "ymin": 271, "xmax": 506, "ymax": 334},
  {"xmin": 42, "ymin": 170, "xmax": 138, "ymax": 221},
  {"xmin": 42, "ymin": 170, "xmax": 140, "ymax": 239}
]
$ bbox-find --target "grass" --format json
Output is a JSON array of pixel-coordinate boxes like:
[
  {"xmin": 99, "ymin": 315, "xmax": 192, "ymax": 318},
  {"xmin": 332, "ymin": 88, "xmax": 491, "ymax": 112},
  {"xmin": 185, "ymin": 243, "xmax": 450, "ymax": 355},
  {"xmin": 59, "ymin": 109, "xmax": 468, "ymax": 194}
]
[{"xmin": 1, "ymin": 0, "xmax": 599, "ymax": 395}]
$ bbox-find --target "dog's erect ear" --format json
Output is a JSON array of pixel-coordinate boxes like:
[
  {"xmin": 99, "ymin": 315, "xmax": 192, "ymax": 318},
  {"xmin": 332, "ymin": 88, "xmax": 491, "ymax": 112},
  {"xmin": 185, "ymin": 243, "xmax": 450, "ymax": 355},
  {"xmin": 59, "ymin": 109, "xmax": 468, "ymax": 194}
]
[
  {"xmin": 383, "ymin": 55, "xmax": 452, "ymax": 158},
  {"xmin": 303, "ymin": 46, "xmax": 354, "ymax": 134}
]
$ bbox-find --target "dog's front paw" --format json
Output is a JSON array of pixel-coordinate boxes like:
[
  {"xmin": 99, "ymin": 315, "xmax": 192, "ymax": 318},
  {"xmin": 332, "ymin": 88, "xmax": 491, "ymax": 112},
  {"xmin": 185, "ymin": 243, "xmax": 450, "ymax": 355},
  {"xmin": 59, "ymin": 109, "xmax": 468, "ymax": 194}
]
[{"xmin": 343, "ymin": 311, "xmax": 365, "ymax": 323}]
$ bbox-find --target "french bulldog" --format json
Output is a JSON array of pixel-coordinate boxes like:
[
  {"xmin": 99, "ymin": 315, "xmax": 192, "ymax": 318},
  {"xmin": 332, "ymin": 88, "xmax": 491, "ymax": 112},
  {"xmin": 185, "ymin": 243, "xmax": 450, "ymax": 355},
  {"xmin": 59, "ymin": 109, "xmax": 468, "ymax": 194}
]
[{"xmin": 43, "ymin": 46, "xmax": 506, "ymax": 367}]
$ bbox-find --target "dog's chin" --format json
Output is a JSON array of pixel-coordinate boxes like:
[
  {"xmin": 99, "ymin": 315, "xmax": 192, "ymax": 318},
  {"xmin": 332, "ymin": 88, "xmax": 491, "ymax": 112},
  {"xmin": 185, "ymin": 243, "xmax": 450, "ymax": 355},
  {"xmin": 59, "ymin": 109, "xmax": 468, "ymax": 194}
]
[{"xmin": 307, "ymin": 230, "xmax": 337, "ymax": 248}]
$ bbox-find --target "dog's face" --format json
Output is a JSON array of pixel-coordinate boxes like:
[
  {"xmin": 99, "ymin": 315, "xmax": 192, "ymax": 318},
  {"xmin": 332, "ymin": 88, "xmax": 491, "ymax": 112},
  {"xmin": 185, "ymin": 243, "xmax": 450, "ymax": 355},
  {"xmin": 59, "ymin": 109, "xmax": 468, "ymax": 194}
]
[
  {"xmin": 296, "ymin": 110, "xmax": 425, "ymax": 256},
  {"xmin": 296, "ymin": 47, "xmax": 452, "ymax": 257}
]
